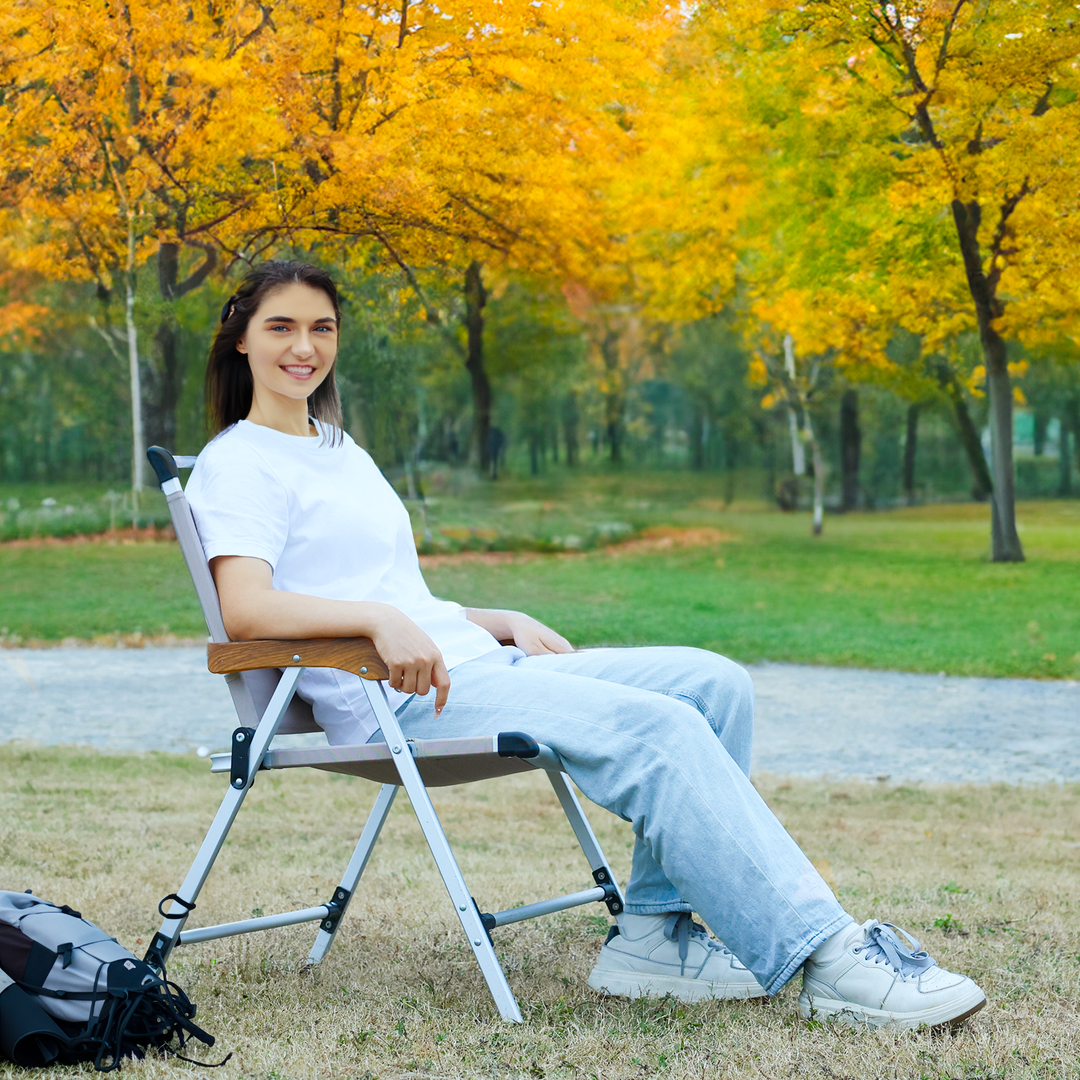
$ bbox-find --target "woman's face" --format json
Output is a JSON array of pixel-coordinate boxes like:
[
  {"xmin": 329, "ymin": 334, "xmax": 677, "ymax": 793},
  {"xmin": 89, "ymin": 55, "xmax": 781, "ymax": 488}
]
[{"xmin": 236, "ymin": 282, "xmax": 338, "ymax": 408}]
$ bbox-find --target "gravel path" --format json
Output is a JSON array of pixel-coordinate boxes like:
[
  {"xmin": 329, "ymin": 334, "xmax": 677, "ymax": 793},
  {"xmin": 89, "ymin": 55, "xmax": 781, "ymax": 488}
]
[{"xmin": 2, "ymin": 646, "xmax": 1077, "ymax": 784}]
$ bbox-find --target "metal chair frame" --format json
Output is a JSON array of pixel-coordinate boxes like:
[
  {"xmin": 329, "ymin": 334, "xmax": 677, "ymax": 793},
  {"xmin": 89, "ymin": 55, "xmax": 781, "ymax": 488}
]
[{"xmin": 142, "ymin": 446, "xmax": 624, "ymax": 1022}]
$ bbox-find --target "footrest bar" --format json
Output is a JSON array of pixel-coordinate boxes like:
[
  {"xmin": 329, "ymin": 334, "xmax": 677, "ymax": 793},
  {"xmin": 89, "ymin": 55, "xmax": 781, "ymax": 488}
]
[
  {"xmin": 488, "ymin": 886, "xmax": 607, "ymax": 928},
  {"xmin": 178, "ymin": 905, "xmax": 331, "ymax": 944}
]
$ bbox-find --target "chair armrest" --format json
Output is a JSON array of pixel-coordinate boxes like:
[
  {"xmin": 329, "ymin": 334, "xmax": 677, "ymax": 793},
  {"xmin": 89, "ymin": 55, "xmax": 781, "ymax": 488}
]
[{"xmin": 208, "ymin": 638, "xmax": 390, "ymax": 681}]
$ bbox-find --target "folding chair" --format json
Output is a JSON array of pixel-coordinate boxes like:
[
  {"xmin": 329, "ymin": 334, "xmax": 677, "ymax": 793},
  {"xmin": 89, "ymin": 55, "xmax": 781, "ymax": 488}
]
[{"xmin": 142, "ymin": 446, "xmax": 624, "ymax": 1022}]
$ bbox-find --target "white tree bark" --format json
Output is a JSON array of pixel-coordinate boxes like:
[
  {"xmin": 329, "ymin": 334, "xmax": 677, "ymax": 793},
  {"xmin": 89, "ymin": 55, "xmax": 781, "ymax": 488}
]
[
  {"xmin": 783, "ymin": 334, "xmax": 806, "ymax": 475},
  {"xmin": 808, "ymin": 423, "xmax": 826, "ymax": 536},
  {"xmin": 124, "ymin": 216, "xmax": 146, "ymax": 494}
]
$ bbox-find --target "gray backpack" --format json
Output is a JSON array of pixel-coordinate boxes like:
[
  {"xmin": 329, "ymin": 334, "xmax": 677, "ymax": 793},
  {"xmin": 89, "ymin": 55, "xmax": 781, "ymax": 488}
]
[{"xmin": 0, "ymin": 891, "xmax": 219, "ymax": 1070}]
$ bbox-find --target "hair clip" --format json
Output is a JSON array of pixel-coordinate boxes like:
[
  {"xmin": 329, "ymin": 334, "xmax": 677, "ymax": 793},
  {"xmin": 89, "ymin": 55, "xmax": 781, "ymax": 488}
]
[{"xmin": 220, "ymin": 296, "xmax": 237, "ymax": 324}]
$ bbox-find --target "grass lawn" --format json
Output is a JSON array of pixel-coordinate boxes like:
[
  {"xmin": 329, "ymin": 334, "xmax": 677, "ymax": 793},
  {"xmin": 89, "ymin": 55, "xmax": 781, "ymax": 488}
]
[
  {"xmin": 1, "ymin": 745, "xmax": 1078, "ymax": 1079},
  {"xmin": 1, "ymin": 481, "xmax": 1077, "ymax": 678}
]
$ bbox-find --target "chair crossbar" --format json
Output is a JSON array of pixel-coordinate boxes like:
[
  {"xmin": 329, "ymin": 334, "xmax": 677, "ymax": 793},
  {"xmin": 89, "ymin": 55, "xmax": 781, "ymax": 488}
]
[
  {"xmin": 486, "ymin": 886, "xmax": 613, "ymax": 929},
  {"xmin": 179, "ymin": 905, "xmax": 332, "ymax": 945}
]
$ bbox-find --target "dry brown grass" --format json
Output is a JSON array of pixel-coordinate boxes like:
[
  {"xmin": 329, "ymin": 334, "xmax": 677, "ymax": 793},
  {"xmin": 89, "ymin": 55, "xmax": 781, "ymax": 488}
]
[{"xmin": 2, "ymin": 745, "xmax": 1079, "ymax": 1079}]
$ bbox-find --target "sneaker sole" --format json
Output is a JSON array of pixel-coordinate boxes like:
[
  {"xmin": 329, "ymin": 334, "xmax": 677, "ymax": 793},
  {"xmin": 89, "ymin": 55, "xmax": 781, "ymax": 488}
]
[
  {"xmin": 589, "ymin": 967, "xmax": 767, "ymax": 1003},
  {"xmin": 798, "ymin": 988, "xmax": 987, "ymax": 1030}
]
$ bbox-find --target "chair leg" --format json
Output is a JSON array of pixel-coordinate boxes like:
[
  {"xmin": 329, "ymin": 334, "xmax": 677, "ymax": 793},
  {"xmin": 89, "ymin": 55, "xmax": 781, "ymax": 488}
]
[
  {"xmin": 367, "ymin": 684, "xmax": 524, "ymax": 1022},
  {"xmin": 145, "ymin": 667, "xmax": 305, "ymax": 969},
  {"xmin": 546, "ymin": 770, "xmax": 625, "ymax": 912},
  {"xmin": 307, "ymin": 783, "xmax": 398, "ymax": 966}
]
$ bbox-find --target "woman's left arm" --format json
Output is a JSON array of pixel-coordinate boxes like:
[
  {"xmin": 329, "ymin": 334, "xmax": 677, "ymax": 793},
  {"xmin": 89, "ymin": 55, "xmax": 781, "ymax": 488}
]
[{"xmin": 465, "ymin": 608, "xmax": 574, "ymax": 656}]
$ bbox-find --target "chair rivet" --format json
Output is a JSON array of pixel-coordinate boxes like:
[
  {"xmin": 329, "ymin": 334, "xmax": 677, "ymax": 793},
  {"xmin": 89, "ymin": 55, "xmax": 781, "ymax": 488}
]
[
  {"xmin": 293, "ymin": 654, "xmax": 301, "ymax": 663},
  {"xmin": 360, "ymin": 666, "xmax": 368, "ymax": 675},
  {"xmin": 459, "ymin": 905, "xmax": 467, "ymax": 911},
  {"xmin": 392, "ymin": 745, "xmax": 402, "ymax": 754},
  {"xmin": 474, "ymin": 940, "xmax": 482, "ymax": 947},
  {"xmin": 232, "ymin": 778, "xmax": 243, "ymax": 788},
  {"xmin": 235, "ymin": 732, "xmax": 245, "ymax": 742}
]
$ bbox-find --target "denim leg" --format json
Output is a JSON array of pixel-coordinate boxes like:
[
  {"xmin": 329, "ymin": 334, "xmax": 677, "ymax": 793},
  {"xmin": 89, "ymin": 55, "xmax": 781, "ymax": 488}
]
[
  {"xmin": 393, "ymin": 647, "xmax": 849, "ymax": 993},
  {"xmin": 516, "ymin": 647, "xmax": 753, "ymax": 915}
]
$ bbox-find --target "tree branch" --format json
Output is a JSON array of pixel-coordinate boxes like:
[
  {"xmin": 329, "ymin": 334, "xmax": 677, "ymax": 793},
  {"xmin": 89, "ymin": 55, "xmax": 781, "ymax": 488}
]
[
  {"xmin": 1033, "ymin": 80, "xmax": 1053, "ymax": 117},
  {"xmin": 370, "ymin": 224, "xmax": 466, "ymax": 359},
  {"xmin": 985, "ymin": 179, "xmax": 1031, "ymax": 294},
  {"xmin": 227, "ymin": 4, "xmax": 275, "ymax": 60},
  {"xmin": 173, "ymin": 245, "xmax": 218, "ymax": 298},
  {"xmin": 88, "ymin": 315, "xmax": 125, "ymax": 363},
  {"xmin": 936, "ymin": 0, "xmax": 969, "ymax": 79}
]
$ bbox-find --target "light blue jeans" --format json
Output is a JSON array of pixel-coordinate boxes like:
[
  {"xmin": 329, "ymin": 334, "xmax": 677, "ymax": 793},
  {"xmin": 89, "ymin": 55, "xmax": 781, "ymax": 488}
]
[{"xmin": 392, "ymin": 646, "xmax": 851, "ymax": 994}]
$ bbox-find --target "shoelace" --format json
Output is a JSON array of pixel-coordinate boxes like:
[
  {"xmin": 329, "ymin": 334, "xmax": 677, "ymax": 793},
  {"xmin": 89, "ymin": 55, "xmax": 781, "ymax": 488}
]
[
  {"xmin": 855, "ymin": 921, "xmax": 936, "ymax": 978},
  {"xmin": 663, "ymin": 912, "xmax": 731, "ymax": 976}
]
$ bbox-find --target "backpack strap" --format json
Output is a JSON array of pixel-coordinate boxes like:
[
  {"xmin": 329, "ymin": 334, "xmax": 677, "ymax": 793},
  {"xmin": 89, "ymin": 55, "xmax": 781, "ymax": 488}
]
[
  {"xmin": 20, "ymin": 941, "xmax": 59, "ymax": 989},
  {"xmin": 16, "ymin": 983, "xmax": 110, "ymax": 1002}
]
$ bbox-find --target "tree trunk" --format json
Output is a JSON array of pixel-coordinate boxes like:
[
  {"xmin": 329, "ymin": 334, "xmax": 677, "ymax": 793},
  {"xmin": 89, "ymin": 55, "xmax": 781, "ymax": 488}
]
[
  {"xmin": 124, "ymin": 222, "xmax": 146, "ymax": 494},
  {"xmin": 463, "ymin": 261, "xmax": 492, "ymax": 475},
  {"xmin": 951, "ymin": 199, "xmax": 1024, "ymax": 561},
  {"xmin": 689, "ymin": 404, "xmax": 705, "ymax": 471},
  {"xmin": 903, "ymin": 403, "xmax": 919, "ymax": 506},
  {"xmin": 1059, "ymin": 404, "xmax": 1073, "ymax": 497},
  {"xmin": 1067, "ymin": 397, "xmax": 1080, "ymax": 486},
  {"xmin": 934, "ymin": 360, "xmax": 993, "ymax": 502},
  {"xmin": 599, "ymin": 328, "xmax": 623, "ymax": 464},
  {"xmin": 564, "ymin": 392, "xmax": 579, "ymax": 467},
  {"xmin": 806, "ymin": 422, "xmax": 826, "ymax": 536},
  {"xmin": 840, "ymin": 388, "xmax": 860, "ymax": 511},
  {"xmin": 529, "ymin": 430, "xmax": 540, "ymax": 476},
  {"xmin": 1033, "ymin": 409, "xmax": 1048, "ymax": 456},
  {"xmin": 783, "ymin": 333, "xmax": 806, "ymax": 476},
  {"xmin": 145, "ymin": 318, "xmax": 182, "ymax": 450},
  {"xmin": 145, "ymin": 240, "xmax": 216, "ymax": 452},
  {"xmin": 984, "ymin": 340, "xmax": 1024, "ymax": 560},
  {"xmin": 723, "ymin": 425, "xmax": 737, "ymax": 506},
  {"xmin": 1072, "ymin": 399, "xmax": 1080, "ymax": 474}
]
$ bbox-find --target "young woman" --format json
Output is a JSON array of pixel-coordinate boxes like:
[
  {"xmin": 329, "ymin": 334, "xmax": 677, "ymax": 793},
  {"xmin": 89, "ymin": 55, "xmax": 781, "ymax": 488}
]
[{"xmin": 185, "ymin": 260, "xmax": 986, "ymax": 1029}]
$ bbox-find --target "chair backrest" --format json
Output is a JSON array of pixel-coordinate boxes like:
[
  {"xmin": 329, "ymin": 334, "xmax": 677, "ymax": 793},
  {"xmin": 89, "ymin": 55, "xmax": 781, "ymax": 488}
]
[{"xmin": 147, "ymin": 446, "xmax": 321, "ymax": 736}]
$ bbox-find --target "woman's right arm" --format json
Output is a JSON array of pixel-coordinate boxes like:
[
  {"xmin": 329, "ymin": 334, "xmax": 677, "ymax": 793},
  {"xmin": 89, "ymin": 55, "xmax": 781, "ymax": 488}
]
[{"xmin": 211, "ymin": 555, "xmax": 451, "ymax": 713}]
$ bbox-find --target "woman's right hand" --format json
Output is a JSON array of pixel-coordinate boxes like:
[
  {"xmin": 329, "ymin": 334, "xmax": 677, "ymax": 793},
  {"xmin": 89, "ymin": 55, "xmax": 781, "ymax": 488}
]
[
  {"xmin": 211, "ymin": 556, "xmax": 451, "ymax": 715},
  {"xmin": 370, "ymin": 606, "xmax": 451, "ymax": 715}
]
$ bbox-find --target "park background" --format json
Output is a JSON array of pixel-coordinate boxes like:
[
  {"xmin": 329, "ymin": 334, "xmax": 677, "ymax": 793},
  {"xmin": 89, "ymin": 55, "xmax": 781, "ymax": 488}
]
[{"xmin": 2, "ymin": 2, "xmax": 1080, "ymax": 1078}]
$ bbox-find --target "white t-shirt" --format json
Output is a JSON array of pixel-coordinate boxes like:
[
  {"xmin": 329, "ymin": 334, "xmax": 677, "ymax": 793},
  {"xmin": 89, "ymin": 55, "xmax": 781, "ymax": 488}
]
[{"xmin": 185, "ymin": 419, "xmax": 501, "ymax": 743}]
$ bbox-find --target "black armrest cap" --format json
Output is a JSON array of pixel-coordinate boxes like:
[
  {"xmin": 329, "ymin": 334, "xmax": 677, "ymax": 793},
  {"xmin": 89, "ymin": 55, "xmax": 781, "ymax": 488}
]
[
  {"xmin": 147, "ymin": 446, "xmax": 179, "ymax": 487},
  {"xmin": 497, "ymin": 732, "xmax": 540, "ymax": 758}
]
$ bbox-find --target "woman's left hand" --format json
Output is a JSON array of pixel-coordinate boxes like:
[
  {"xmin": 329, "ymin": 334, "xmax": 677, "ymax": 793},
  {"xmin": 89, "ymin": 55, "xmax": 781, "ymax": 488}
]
[
  {"xmin": 504, "ymin": 611, "xmax": 574, "ymax": 655},
  {"xmin": 466, "ymin": 607, "xmax": 574, "ymax": 655}
]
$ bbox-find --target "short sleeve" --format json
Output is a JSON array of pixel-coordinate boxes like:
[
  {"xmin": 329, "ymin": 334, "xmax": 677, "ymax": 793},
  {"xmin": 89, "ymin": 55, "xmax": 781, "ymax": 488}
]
[{"xmin": 185, "ymin": 435, "xmax": 289, "ymax": 570}]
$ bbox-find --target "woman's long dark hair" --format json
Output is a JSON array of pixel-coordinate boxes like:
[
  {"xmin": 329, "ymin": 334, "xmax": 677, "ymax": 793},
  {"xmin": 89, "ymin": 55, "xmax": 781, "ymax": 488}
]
[{"xmin": 206, "ymin": 260, "xmax": 343, "ymax": 443}]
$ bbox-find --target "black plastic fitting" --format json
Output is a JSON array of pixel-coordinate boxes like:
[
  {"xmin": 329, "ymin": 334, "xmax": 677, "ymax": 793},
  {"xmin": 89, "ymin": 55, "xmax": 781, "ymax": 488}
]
[
  {"xmin": 496, "ymin": 732, "xmax": 540, "ymax": 758},
  {"xmin": 146, "ymin": 446, "xmax": 179, "ymax": 487}
]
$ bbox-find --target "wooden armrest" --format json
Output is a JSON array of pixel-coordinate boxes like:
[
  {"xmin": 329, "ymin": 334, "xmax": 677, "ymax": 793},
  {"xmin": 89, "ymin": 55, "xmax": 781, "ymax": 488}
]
[{"xmin": 208, "ymin": 638, "xmax": 390, "ymax": 681}]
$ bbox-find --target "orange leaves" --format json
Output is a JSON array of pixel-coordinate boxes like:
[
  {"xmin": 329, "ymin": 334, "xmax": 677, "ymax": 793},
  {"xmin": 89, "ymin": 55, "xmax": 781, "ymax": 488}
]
[
  {"xmin": 0, "ymin": 301, "xmax": 49, "ymax": 346},
  {"xmin": 0, "ymin": 0, "xmax": 280, "ymax": 293},
  {"xmin": 748, "ymin": 358, "xmax": 770, "ymax": 388}
]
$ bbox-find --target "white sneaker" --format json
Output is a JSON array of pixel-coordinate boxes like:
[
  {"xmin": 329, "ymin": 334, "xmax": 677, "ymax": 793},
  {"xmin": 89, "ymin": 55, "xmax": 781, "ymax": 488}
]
[
  {"xmin": 588, "ymin": 913, "xmax": 767, "ymax": 1002},
  {"xmin": 800, "ymin": 919, "xmax": 986, "ymax": 1029}
]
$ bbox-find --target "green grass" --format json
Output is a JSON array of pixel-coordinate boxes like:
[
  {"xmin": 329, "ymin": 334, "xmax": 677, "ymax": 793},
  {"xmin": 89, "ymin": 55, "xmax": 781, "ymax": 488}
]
[
  {"xmin": 422, "ymin": 501, "xmax": 1080, "ymax": 679},
  {"xmin": 1, "ymin": 475, "xmax": 1078, "ymax": 678},
  {"xmin": 0, "ymin": 540, "xmax": 202, "ymax": 643}
]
